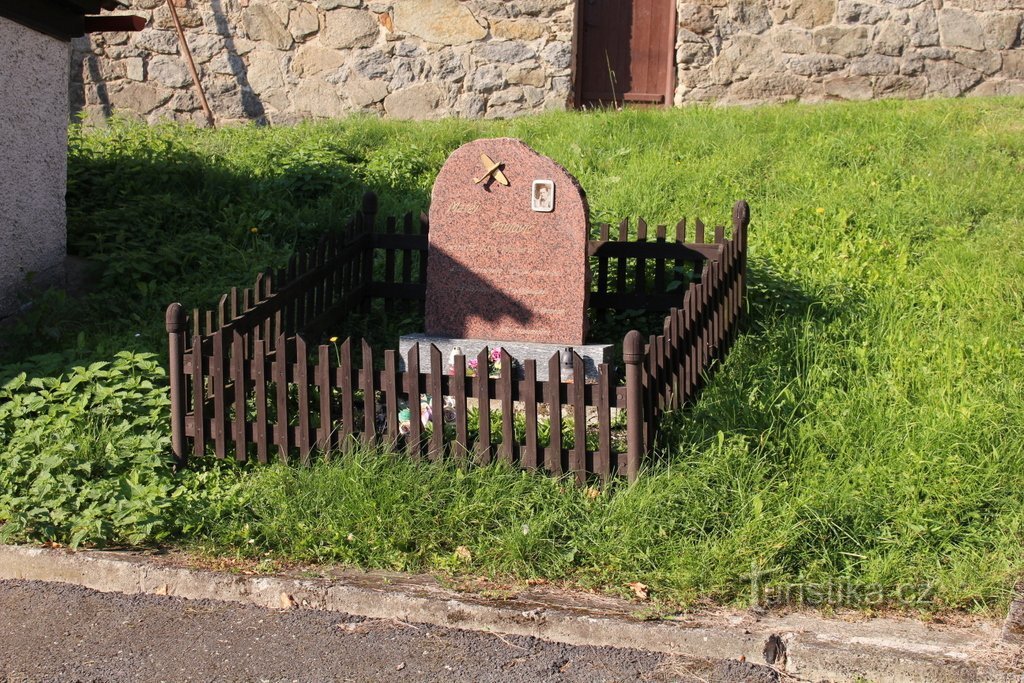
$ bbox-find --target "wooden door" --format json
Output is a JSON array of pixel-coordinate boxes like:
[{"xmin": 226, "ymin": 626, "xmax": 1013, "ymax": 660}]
[{"xmin": 576, "ymin": 0, "xmax": 676, "ymax": 108}]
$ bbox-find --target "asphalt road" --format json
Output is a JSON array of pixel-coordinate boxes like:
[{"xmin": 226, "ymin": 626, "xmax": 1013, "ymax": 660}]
[{"xmin": 0, "ymin": 579, "xmax": 778, "ymax": 683}]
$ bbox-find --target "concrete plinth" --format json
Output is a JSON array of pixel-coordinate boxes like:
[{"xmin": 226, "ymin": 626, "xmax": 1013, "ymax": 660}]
[{"xmin": 398, "ymin": 334, "xmax": 613, "ymax": 382}]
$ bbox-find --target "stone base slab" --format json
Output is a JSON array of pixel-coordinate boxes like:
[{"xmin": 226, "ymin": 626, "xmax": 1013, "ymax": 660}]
[{"xmin": 399, "ymin": 334, "xmax": 612, "ymax": 382}]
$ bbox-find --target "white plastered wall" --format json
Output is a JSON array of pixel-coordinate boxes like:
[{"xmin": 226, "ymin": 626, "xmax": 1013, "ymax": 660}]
[{"xmin": 0, "ymin": 16, "xmax": 69, "ymax": 319}]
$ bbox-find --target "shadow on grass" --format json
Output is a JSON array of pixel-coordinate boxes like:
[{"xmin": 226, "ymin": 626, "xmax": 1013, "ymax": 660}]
[
  {"xmin": 0, "ymin": 139, "xmax": 431, "ymax": 387},
  {"xmin": 650, "ymin": 253, "xmax": 858, "ymax": 464}
]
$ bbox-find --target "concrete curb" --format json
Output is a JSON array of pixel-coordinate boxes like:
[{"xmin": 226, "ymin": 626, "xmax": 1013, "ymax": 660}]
[{"xmin": 0, "ymin": 544, "xmax": 1018, "ymax": 682}]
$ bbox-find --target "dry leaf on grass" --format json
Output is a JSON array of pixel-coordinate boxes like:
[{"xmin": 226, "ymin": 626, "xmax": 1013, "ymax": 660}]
[
  {"xmin": 627, "ymin": 581, "xmax": 650, "ymax": 600},
  {"xmin": 455, "ymin": 546, "xmax": 473, "ymax": 562}
]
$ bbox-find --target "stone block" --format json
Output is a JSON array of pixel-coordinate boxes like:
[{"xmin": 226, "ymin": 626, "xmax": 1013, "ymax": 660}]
[
  {"xmin": 874, "ymin": 21, "xmax": 908, "ymax": 56},
  {"xmin": 293, "ymin": 76, "xmax": 347, "ymax": 117},
  {"xmin": 938, "ymin": 8, "xmax": 986, "ymax": 49},
  {"xmin": 147, "ymin": 54, "xmax": 191, "ymax": 87},
  {"xmin": 125, "ymin": 57, "xmax": 145, "ymax": 81},
  {"xmin": 108, "ymin": 82, "xmax": 172, "ymax": 114},
  {"xmin": 393, "ymin": 0, "xmax": 486, "ymax": 46},
  {"xmin": 492, "ymin": 19, "xmax": 547, "ymax": 41},
  {"xmin": 187, "ymin": 33, "xmax": 227, "ymax": 63},
  {"xmin": 823, "ymin": 75, "xmax": 874, "ymax": 99},
  {"xmin": 815, "ymin": 26, "xmax": 872, "ymax": 57},
  {"xmin": 786, "ymin": 0, "xmax": 836, "ymax": 28},
  {"xmin": 384, "ymin": 83, "xmax": 447, "ymax": 119},
  {"xmin": 678, "ymin": 2, "xmax": 716, "ymax": 34},
  {"xmin": 981, "ymin": 12, "xmax": 1022, "ymax": 50},
  {"xmin": 788, "ymin": 53, "xmax": 847, "ymax": 76},
  {"xmin": 923, "ymin": 60, "xmax": 982, "ymax": 95},
  {"xmin": 952, "ymin": 48, "xmax": 1002, "ymax": 75},
  {"xmin": 541, "ymin": 41, "xmax": 572, "ymax": 70},
  {"xmin": 837, "ymin": 1, "xmax": 888, "ymax": 24},
  {"xmin": 849, "ymin": 54, "xmax": 899, "ymax": 76},
  {"xmin": 907, "ymin": 5, "xmax": 940, "ymax": 47},
  {"xmin": 723, "ymin": 73, "xmax": 806, "ymax": 102},
  {"xmin": 507, "ymin": 62, "xmax": 546, "ymax": 87},
  {"xmin": 133, "ymin": 30, "xmax": 180, "ymax": 55},
  {"xmin": 243, "ymin": 4, "xmax": 293, "ymax": 50},
  {"xmin": 771, "ymin": 26, "xmax": 814, "ymax": 53},
  {"xmin": 321, "ymin": 8, "xmax": 379, "ymax": 49},
  {"xmin": 289, "ymin": 3, "xmax": 321, "ymax": 40},
  {"xmin": 345, "ymin": 75, "xmax": 390, "ymax": 106},
  {"xmin": 474, "ymin": 40, "xmax": 537, "ymax": 63},
  {"xmin": 874, "ymin": 74, "xmax": 928, "ymax": 98},
  {"xmin": 1002, "ymin": 50, "xmax": 1024, "ymax": 79},
  {"xmin": 291, "ymin": 44, "xmax": 345, "ymax": 76},
  {"xmin": 469, "ymin": 64, "xmax": 506, "ymax": 92}
]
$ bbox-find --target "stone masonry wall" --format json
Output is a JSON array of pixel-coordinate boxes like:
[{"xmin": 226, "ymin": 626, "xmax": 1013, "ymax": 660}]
[
  {"xmin": 675, "ymin": 0, "xmax": 1024, "ymax": 104},
  {"xmin": 72, "ymin": 0, "xmax": 574, "ymax": 124},
  {"xmin": 72, "ymin": 0, "xmax": 1023, "ymax": 123}
]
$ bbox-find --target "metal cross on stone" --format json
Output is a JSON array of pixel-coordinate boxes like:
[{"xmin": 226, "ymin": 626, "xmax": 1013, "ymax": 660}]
[{"xmin": 472, "ymin": 153, "xmax": 509, "ymax": 187}]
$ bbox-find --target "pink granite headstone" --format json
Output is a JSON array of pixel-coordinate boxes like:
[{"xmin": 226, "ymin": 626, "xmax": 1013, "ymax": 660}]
[{"xmin": 425, "ymin": 138, "xmax": 590, "ymax": 345}]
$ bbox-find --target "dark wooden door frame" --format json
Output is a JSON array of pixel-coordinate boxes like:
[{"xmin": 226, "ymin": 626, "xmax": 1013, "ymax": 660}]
[{"xmin": 572, "ymin": 0, "xmax": 677, "ymax": 109}]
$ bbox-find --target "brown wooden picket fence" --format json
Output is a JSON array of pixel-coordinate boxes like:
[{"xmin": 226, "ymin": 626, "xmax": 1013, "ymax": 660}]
[{"xmin": 165, "ymin": 193, "xmax": 749, "ymax": 481}]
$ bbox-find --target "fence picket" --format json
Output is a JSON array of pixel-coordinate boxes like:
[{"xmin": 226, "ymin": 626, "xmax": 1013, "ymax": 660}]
[
  {"xmin": 191, "ymin": 334, "xmax": 206, "ymax": 457},
  {"xmin": 523, "ymin": 359, "xmax": 539, "ymax": 470},
  {"xmin": 211, "ymin": 330, "xmax": 227, "ymax": 459},
  {"xmin": 475, "ymin": 347, "xmax": 491, "ymax": 464},
  {"xmin": 499, "ymin": 349, "xmax": 514, "ymax": 465},
  {"xmin": 385, "ymin": 216, "xmax": 397, "ymax": 314},
  {"xmin": 274, "ymin": 332, "xmax": 290, "ymax": 463},
  {"xmin": 295, "ymin": 336, "xmax": 312, "ymax": 465},
  {"xmin": 361, "ymin": 339, "xmax": 376, "ymax": 445},
  {"xmin": 636, "ymin": 218, "xmax": 648, "ymax": 295},
  {"xmin": 384, "ymin": 349, "xmax": 400, "ymax": 448},
  {"xmin": 406, "ymin": 343, "xmax": 422, "ymax": 460},
  {"xmin": 231, "ymin": 330, "xmax": 248, "ymax": 462},
  {"xmin": 317, "ymin": 344, "xmax": 333, "ymax": 453},
  {"xmin": 339, "ymin": 338, "xmax": 354, "ymax": 450},
  {"xmin": 253, "ymin": 339, "xmax": 269, "ymax": 463},
  {"xmin": 596, "ymin": 363, "xmax": 612, "ymax": 482},
  {"xmin": 545, "ymin": 353, "xmax": 562, "ymax": 475},
  {"xmin": 452, "ymin": 353, "xmax": 469, "ymax": 458},
  {"xmin": 615, "ymin": 219, "xmax": 628, "ymax": 296},
  {"xmin": 428, "ymin": 344, "xmax": 444, "ymax": 461},
  {"xmin": 571, "ymin": 352, "xmax": 586, "ymax": 484}
]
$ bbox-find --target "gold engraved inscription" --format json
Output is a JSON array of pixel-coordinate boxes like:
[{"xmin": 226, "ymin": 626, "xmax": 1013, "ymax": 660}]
[
  {"xmin": 448, "ymin": 201, "xmax": 480, "ymax": 215},
  {"xmin": 491, "ymin": 222, "xmax": 534, "ymax": 235}
]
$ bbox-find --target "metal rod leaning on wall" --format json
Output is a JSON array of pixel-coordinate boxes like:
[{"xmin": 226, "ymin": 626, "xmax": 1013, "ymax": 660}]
[
  {"xmin": 166, "ymin": 303, "xmax": 189, "ymax": 468},
  {"xmin": 165, "ymin": 0, "xmax": 215, "ymax": 128}
]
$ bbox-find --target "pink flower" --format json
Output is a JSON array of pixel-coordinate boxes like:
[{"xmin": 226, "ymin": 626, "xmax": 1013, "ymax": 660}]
[{"xmin": 490, "ymin": 348, "xmax": 502, "ymax": 362}]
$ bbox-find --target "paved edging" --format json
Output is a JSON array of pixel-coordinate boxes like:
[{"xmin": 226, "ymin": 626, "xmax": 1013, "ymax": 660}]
[{"xmin": 0, "ymin": 544, "xmax": 1016, "ymax": 682}]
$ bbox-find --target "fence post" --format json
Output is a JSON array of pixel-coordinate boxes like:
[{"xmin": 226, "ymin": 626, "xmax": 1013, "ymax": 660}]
[
  {"xmin": 360, "ymin": 191, "xmax": 378, "ymax": 313},
  {"xmin": 362, "ymin": 190, "xmax": 378, "ymax": 233},
  {"xmin": 624, "ymin": 330, "xmax": 644, "ymax": 482},
  {"xmin": 165, "ymin": 303, "xmax": 188, "ymax": 469},
  {"xmin": 732, "ymin": 200, "xmax": 750, "ymax": 317}
]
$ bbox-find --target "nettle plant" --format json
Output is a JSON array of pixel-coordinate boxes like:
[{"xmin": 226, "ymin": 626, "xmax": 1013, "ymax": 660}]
[{"xmin": 0, "ymin": 353, "xmax": 174, "ymax": 547}]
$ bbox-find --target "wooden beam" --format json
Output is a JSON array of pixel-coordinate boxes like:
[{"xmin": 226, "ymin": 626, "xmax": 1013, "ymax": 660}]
[
  {"xmin": 0, "ymin": 1, "xmax": 83, "ymax": 40},
  {"xmin": 83, "ymin": 15, "xmax": 145, "ymax": 32}
]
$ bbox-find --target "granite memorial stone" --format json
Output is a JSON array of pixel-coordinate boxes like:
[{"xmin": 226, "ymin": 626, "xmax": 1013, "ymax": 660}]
[{"xmin": 424, "ymin": 137, "xmax": 590, "ymax": 345}]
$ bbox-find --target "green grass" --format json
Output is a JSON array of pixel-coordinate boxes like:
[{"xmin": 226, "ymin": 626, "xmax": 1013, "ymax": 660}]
[{"xmin": 2, "ymin": 97, "xmax": 1023, "ymax": 614}]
